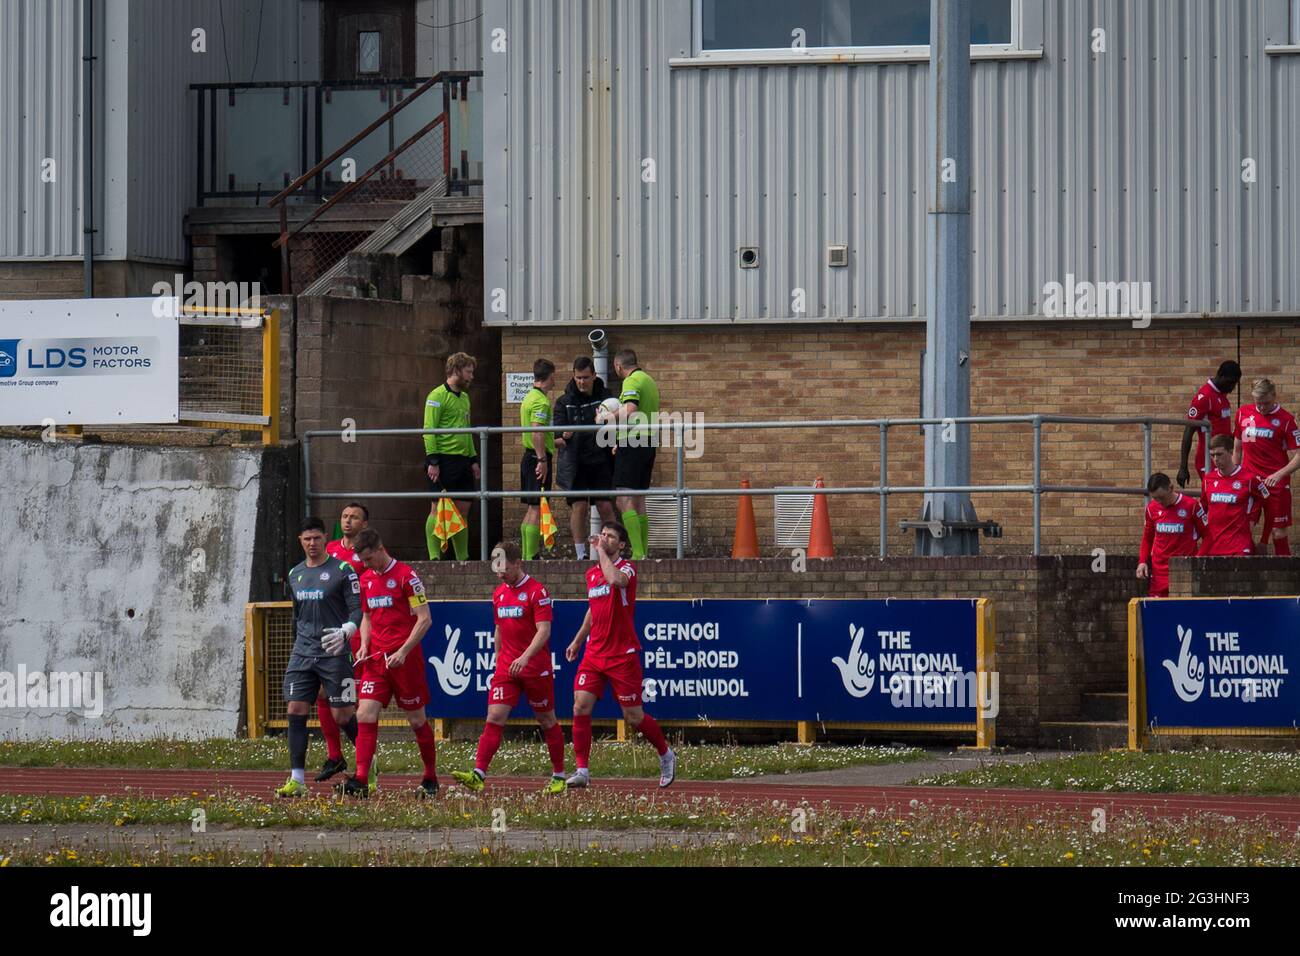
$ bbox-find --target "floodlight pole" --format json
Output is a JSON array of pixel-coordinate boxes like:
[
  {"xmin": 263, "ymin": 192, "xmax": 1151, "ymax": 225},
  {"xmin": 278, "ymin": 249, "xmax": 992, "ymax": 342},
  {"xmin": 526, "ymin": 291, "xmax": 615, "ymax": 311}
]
[{"xmin": 916, "ymin": 0, "xmax": 979, "ymax": 556}]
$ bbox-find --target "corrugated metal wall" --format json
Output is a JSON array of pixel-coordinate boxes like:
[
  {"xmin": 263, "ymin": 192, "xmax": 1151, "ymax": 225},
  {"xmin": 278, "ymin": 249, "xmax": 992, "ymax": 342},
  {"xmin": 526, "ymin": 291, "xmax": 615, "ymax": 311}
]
[
  {"xmin": 0, "ymin": 0, "xmax": 95, "ymax": 259},
  {"xmin": 484, "ymin": 0, "xmax": 1300, "ymax": 324},
  {"xmin": 418, "ymin": 0, "xmax": 483, "ymax": 73}
]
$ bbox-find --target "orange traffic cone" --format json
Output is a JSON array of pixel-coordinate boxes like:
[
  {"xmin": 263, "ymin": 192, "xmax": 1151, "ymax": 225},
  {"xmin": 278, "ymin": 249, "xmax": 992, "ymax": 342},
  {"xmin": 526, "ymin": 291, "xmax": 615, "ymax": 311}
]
[
  {"xmin": 807, "ymin": 476, "xmax": 834, "ymax": 559},
  {"xmin": 732, "ymin": 478, "xmax": 759, "ymax": 559}
]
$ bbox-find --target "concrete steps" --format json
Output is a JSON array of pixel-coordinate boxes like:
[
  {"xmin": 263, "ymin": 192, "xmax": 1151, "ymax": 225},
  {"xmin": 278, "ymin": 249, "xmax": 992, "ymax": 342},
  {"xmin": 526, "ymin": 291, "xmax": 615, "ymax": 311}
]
[{"xmin": 1039, "ymin": 720, "xmax": 1128, "ymax": 751}]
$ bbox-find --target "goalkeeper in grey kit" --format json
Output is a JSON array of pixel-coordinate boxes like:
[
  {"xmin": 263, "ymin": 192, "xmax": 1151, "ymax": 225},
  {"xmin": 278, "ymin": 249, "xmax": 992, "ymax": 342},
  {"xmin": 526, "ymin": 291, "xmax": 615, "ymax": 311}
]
[{"xmin": 276, "ymin": 517, "xmax": 365, "ymax": 798}]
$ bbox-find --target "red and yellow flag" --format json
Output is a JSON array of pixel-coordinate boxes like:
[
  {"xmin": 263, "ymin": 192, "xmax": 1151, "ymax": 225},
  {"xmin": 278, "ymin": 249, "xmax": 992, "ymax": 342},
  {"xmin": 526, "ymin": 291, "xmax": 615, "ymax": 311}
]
[
  {"xmin": 539, "ymin": 497, "xmax": 558, "ymax": 549},
  {"xmin": 433, "ymin": 497, "xmax": 467, "ymax": 551}
]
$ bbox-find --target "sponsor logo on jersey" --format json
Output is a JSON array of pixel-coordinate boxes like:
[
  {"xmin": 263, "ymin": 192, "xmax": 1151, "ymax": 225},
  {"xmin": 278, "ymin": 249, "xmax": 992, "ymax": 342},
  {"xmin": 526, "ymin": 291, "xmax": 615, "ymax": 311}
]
[
  {"xmin": 588, "ymin": 584, "xmax": 612, "ymax": 599},
  {"xmin": 497, "ymin": 606, "xmax": 524, "ymax": 619},
  {"xmin": 1177, "ymin": 509, "xmax": 1188, "ymax": 517},
  {"xmin": 320, "ymin": 572, "xmax": 330, "ymax": 581},
  {"xmin": 1156, "ymin": 522, "xmax": 1185, "ymax": 534},
  {"xmin": 1233, "ymin": 481, "xmax": 1242, "ymax": 490},
  {"xmin": 386, "ymin": 579, "xmax": 396, "ymax": 589},
  {"xmin": 410, "ymin": 578, "xmax": 425, "ymax": 594},
  {"xmin": 367, "ymin": 596, "xmax": 395, "ymax": 609},
  {"xmin": 1188, "ymin": 407, "xmax": 1199, "ymax": 418},
  {"xmin": 295, "ymin": 588, "xmax": 325, "ymax": 601},
  {"xmin": 1210, "ymin": 492, "xmax": 1238, "ymax": 504}
]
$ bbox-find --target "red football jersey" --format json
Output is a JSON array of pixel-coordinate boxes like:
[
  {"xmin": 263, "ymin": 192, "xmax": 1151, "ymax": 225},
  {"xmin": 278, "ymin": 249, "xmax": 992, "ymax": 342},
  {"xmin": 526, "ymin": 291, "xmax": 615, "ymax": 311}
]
[
  {"xmin": 327, "ymin": 539, "xmax": 364, "ymax": 574},
  {"xmin": 1186, "ymin": 379, "xmax": 1234, "ymax": 473},
  {"xmin": 492, "ymin": 573, "xmax": 554, "ymax": 678},
  {"xmin": 1234, "ymin": 403, "xmax": 1300, "ymax": 483},
  {"xmin": 1139, "ymin": 494, "xmax": 1206, "ymax": 565},
  {"xmin": 584, "ymin": 559, "xmax": 638, "ymax": 663},
  {"xmin": 360, "ymin": 559, "xmax": 428, "ymax": 653},
  {"xmin": 1200, "ymin": 466, "xmax": 1268, "ymax": 556}
]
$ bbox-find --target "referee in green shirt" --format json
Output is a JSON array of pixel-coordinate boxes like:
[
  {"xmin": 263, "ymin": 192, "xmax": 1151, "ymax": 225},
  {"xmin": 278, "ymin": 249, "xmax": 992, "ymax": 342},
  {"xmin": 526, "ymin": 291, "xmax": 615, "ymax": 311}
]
[
  {"xmin": 612, "ymin": 348, "xmax": 660, "ymax": 560},
  {"xmin": 520, "ymin": 359, "xmax": 556, "ymax": 560},
  {"xmin": 423, "ymin": 352, "xmax": 479, "ymax": 560}
]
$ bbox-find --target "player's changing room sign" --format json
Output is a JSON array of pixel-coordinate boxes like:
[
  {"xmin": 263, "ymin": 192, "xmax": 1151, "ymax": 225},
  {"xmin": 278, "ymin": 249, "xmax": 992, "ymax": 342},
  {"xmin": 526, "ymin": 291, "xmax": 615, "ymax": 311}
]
[{"xmin": 420, "ymin": 599, "xmax": 988, "ymax": 721}]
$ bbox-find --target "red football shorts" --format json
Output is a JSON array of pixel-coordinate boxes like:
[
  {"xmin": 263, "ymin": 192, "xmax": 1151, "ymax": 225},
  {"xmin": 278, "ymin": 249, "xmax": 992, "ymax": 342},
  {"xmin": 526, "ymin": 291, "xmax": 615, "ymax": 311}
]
[
  {"xmin": 1263, "ymin": 484, "xmax": 1292, "ymax": 530},
  {"xmin": 488, "ymin": 670, "xmax": 556, "ymax": 712},
  {"xmin": 574, "ymin": 653, "xmax": 644, "ymax": 707},
  {"xmin": 357, "ymin": 651, "xmax": 429, "ymax": 711},
  {"xmin": 1147, "ymin": 564, "xmax": 1170, "ymax": 599}
]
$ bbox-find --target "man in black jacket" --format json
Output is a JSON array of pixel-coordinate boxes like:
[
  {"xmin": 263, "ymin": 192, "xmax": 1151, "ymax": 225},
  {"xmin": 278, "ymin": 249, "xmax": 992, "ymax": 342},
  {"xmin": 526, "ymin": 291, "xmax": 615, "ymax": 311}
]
[{"xmin": 553, "ymin": 357, "xmax": 618, "ymax": 561}]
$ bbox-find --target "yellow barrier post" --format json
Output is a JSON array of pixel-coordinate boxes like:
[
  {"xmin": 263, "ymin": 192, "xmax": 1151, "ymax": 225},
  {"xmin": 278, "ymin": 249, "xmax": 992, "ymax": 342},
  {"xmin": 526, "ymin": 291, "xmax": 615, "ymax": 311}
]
[
  {"xmin": 616, "ymin": 720, "xmax": 627, "ymax": 742},
  {"xmin": 261, "ymin": 309, "xmax": 280, "ymax": 446},
  {"xmin": 244, "ymin": 605, "xmax": 265, "ymax": 739},
  {"xmin": 796, "ymin": 721, "xmax": 815, "ymax": 745},
  {"xmin": 971, "ymin": 598, "xmax": 997, "ymax": 751},
  {"xmin": 1128, "ymin": 598, "xmax": 1149, "ymax": 754}
]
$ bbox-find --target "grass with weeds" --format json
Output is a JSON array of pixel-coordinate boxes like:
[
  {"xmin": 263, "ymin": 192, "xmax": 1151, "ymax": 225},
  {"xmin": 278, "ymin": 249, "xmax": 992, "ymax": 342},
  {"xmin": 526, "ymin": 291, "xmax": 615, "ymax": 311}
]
[
  {"xmin": 0, "ymin": 738, "xmax": 925, "ymax": 780},
  {"xmin": 917, "ymin": 750, "xmax": 1300, "ymax": 795},
  {"xmin": 2, "ymin": 804, "xmax": 1295, "ymax": 866}
]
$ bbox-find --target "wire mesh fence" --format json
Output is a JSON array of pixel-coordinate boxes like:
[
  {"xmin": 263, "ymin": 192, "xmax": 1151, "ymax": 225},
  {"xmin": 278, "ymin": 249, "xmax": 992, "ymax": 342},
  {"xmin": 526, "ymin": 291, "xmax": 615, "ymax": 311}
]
[{"xmin": 178, "ymin": 322, "xmax": 264, "ymax": 420}]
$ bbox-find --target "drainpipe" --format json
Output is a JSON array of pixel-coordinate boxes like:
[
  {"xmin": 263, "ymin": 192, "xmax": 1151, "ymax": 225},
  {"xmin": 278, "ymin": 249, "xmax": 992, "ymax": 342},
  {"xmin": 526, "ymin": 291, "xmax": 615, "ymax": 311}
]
[
  {"xmin": 82, "ymin": 0, "xmax": 95, "ymax": 297},
  {"xmin": 588, "ymin": 329, "xmax": 610, "ymax": 540}
]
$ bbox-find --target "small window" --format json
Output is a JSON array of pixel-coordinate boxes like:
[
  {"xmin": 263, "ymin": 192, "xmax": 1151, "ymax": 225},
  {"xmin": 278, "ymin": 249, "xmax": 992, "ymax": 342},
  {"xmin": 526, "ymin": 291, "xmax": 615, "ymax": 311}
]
[
  {"xmin": 357, "ymin": 31, "xmax": 381, "ymax": 75},
  {"xmin": 700, "ymin": 0, "xmax": 1012, "ymax": 53}
]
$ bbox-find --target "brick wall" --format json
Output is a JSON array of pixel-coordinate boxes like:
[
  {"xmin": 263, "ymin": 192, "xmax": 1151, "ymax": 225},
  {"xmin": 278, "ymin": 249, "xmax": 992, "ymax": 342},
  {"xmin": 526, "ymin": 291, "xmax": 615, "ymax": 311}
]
[
  {"xmin": 0, "ymin": 260, "xmax": 178, "ymax": 300},
  {"xmin": 1169, "ymin": 556, "xmax": 1300, "ymax": 597},
  {"xmin": 496, "ymin": 320, "xmax": 1300, "ymax": 557},
  {"xmin": 412, "ymin": 554, "xmax": 1149, "ymax": 746}
]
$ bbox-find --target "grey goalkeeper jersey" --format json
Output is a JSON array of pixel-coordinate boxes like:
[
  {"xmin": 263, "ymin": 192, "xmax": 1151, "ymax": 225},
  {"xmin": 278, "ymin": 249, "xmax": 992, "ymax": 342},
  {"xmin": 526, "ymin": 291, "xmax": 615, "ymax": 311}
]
[{"xmin": 288, "ymin": 559, "xmax": 363, "ymax": 658}]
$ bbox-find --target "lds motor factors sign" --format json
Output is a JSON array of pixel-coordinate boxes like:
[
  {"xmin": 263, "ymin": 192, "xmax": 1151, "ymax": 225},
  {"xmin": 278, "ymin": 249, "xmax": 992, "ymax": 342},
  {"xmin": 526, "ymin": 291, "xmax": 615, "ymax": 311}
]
[
  {"xmin": 1141, "ymin": 598, "xmax": 1299, "ymax": 728},
  {"xmin": 0, "ymin": 299, "xmax": 179, "ymax": 426},
  {"xmin": 418, "ymin": 598, "xmax": 993, "ymax": 723}
]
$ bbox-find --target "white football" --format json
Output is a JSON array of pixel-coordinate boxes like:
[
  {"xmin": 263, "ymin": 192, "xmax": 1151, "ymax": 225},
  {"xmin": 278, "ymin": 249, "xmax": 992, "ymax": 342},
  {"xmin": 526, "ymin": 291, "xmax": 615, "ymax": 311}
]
[{"xmin": 596, "ymin": 398, "xmax": 622, "ymax": 423}]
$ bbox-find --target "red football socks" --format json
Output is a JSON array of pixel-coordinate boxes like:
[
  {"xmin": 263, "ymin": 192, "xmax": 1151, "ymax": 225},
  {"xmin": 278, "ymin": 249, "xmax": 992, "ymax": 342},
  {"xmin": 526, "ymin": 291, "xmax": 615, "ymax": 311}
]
[
  {"xmin": 354, "ymin": 721, "xmax": 379, "ymax": 783},
  {"xmin": 635, "ymin": 713, "xmax": 669, "ymax": 756},
  {"xmin": 413, "ymin": 721, "xmax": 439, "ymax": 779},
  {"xmin": 543, "ymin": 723, "xmax": 566, "ymax": 775},
  {"xmin": 474, "ymin": 722, "xmax": 504, "ymax": 775},
  {"xmin": 572, "ymin": 715, "xmax": 593, "ymax": 769},
  {"xmin": 317, "ymin": 698, "xmax": 343, "ymax": 761}
]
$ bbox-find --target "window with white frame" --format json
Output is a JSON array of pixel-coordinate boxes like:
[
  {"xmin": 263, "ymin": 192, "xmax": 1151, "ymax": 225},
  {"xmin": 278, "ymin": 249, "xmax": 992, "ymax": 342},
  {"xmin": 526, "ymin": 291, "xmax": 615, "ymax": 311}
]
[{"xmin": 698, "ymin": 0, "xmax": 1014, "ymax": 55}]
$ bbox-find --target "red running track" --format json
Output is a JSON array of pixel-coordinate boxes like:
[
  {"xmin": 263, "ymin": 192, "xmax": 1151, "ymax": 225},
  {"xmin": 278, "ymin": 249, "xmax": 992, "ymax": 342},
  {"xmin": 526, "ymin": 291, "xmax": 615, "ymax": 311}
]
[{"xmin": 2, "ymin": 768, "xmax": 1299, "ymax": 827}]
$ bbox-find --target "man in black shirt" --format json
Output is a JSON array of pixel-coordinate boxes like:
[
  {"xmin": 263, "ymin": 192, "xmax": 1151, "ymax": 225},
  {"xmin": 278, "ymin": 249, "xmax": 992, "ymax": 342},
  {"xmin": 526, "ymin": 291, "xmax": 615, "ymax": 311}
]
[
  {"xmin": 276, "ymin": 517, "xmax": 364, "ymax": 797},
  {"xmin": 553, "ymin": 357, "xmax": 617, "ymax": 561}
]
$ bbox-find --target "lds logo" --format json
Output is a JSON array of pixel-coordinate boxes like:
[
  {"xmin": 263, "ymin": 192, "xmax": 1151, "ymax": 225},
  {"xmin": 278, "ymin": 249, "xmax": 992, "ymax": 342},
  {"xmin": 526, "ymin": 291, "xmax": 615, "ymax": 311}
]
[
  {"xmin": 1162, "ymin": 624, "xmax": 1205, "ymax": 703},
  {"xmin": 831, "ymin": 624, "xmax": 875, "ymax": 698}
]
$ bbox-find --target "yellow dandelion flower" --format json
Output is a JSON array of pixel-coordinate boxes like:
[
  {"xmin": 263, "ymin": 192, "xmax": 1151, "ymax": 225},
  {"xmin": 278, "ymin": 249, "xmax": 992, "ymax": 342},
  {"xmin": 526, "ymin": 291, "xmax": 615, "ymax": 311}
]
[{"xmin": 1063, "ymin": 852, "xmax": 1074, "ymax": 859}]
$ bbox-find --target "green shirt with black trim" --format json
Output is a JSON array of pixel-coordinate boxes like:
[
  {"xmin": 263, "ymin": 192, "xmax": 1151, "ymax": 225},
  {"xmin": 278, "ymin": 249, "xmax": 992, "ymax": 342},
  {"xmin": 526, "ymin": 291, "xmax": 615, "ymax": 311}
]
[
  {"xmin": 520, "ymin": 386, "xmax": 555, "ymax": 455},
  {"xmin": 618, "ymin": 368, "xmax": 659, "ymax": 443},
  {"xmin": 423, "ymin": 383, "xmax": 477, "ymax": 463}
]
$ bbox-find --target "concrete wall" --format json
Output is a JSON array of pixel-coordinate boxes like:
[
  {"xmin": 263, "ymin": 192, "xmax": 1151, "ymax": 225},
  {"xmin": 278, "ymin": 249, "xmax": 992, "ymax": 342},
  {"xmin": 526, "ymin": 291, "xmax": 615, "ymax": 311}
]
[
  {"xmin": 0, "ymin": 437, "xmax": 271, "ymax": 739},
  {"xmin": 500, "ymin": 319, "xmax": 1300, "ymax": 557}
]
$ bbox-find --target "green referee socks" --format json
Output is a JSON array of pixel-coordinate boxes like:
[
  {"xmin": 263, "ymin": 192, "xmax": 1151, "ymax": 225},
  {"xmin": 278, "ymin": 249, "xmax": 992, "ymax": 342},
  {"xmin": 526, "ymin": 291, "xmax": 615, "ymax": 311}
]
[
  {"xmin": 622, "ymin": 509, "xmax": 646, "ymax": 560},
  {"xmin": 426, "ymin": 513, "xmax": 441, "ymax": 560},
  {"xmin": 521, "ymin": 523, "xmax": 540, "ymax": 561},
  {"xmin": 451, "ymin": 527, "xmax": 469, "ymax": 562}
]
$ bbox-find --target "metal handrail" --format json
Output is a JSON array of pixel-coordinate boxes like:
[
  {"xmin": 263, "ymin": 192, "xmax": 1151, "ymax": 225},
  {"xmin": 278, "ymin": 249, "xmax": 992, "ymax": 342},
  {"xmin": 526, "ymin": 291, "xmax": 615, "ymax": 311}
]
[{"xmin": 302, "ymin": 415, "xmax": 1212, "ymax": 560}]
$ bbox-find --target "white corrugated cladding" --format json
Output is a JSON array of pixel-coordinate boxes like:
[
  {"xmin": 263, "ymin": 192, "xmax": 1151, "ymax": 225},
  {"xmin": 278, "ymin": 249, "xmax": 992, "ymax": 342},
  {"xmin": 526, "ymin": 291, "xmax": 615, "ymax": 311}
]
[
  {"xmin": 0, "ymin": 0, "xmax": 91, "ymax": 259},
  {"xmin": 483, "ymin": 0, "xmax": 1300, "ymax": 324}
]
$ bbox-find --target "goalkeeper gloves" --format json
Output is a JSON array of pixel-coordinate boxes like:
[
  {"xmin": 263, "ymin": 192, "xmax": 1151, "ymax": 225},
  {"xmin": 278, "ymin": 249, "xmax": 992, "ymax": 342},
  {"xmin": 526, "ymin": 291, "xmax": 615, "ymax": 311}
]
[{"xmin": 321, "ymin": 621, "xmax": 358, "ymax": 656}]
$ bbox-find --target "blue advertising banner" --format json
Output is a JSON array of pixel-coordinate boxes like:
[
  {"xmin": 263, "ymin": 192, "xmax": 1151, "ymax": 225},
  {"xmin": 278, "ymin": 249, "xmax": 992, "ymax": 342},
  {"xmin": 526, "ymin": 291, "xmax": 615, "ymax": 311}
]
[
  {"xmin": 419, "ymin": 599, "xmax": 991, "ymax": 724},
  {"xmin": 1140, "ymin": 598, "xmax": 1300, "ymax": 729}
]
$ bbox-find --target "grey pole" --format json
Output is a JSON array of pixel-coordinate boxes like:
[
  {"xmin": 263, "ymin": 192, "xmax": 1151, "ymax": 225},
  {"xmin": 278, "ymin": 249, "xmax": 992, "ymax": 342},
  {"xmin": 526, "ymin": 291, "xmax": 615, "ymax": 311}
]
[
  {"xmin": 1032, "ymin": 416, "xmax": 1042, "ymax": 555},
  {"xmin": 1142, "ymin": 423, "xmax": 1152, "ymax": 490},
  {"xmin": 675, "ymin": 441, "xmax": 685, "ymax": 559},
  {"xmin": 82, "ymin": 0, "xmax": 95, "ymax": 297},
  {"xmin": 479, "ymin": 428, "xmax": 489, "ymax": 561},
  {"xmin": 916, "ymin": 0, "xmax": 978, "ymax": 555},
  {"xmin": 879, "ymin": 422, "xmax": 889, "ymax": 558}
]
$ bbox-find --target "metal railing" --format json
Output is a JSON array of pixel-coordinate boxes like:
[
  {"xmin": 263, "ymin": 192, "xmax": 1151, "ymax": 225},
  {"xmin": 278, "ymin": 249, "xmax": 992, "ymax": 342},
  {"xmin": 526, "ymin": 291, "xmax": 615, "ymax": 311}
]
[
  {"xmin": 192, "ymin": 75, "xmax": 482, "ymax": 206},
  {"xmin": 178, "ymin": 306, "xmax": 280, "ymax": 446},
  {"xmin": 303, "ymin": 415, "xmax": 1210, "ymax": 558}
]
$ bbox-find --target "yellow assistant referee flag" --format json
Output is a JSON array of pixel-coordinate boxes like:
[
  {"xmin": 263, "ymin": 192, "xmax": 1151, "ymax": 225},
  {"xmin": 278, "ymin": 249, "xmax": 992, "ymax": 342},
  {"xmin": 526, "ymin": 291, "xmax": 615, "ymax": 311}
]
[
  {"xmin": 539, "ymin": 497, "xmax": 558, "ymax": 549},
  {"xmin": 433, "ymin": 497, "xmax": 467, "ymax": 552}
]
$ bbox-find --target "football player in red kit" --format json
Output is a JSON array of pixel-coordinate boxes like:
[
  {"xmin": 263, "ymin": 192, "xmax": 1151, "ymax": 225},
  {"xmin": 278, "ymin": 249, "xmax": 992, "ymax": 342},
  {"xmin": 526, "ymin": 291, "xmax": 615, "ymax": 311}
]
[
  {"xmin": 565, "ymin": 521, "xmax": 676, "ymax": 789},
  {"xmin": 1200, "ymin": 435, "xmax": 1270, "ymax": 556},
  {"xmin": 315, "ymin": 501, "xmax": 370, "ymax": 781},
  {"xmin": 452, "ymin": 542, "xmax": 569, "ymax": 794},
  {"xmin": 1137, "ymin": 473, "xmax": 1208, "ymax": 597},
  {"xmin": 1178, "ymin": 361, "xmax": 1241, "ymax": 488},
  {"xmin": 337, "ymin": 528, "xmax": 439, "ymax": 798},
  {"xmin": 1233, "ymin": 378, "xmax": 1300, "ymax": 555}
]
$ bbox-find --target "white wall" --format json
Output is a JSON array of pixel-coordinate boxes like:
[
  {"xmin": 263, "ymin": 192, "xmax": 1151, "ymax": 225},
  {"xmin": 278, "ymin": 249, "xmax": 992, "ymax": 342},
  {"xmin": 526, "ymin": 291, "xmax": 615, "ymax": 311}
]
[{"xmin": 0, "ymin": 438, "xmax": 264, "ymax": 739}]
